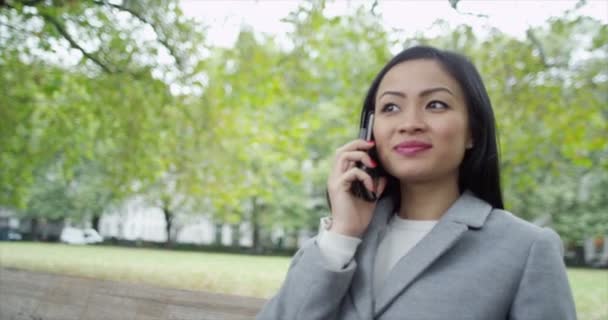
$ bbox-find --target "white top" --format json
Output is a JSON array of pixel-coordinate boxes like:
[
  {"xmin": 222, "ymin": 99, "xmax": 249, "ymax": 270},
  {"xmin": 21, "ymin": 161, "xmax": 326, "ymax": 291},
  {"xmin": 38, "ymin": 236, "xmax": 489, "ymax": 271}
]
[
  {"xmin": 317, "ymin": 215, "xmax": 437, "ymax": 297},
  {"xmin": 372, "ymin": 215, "xmax": 437, "ymax": 295}
]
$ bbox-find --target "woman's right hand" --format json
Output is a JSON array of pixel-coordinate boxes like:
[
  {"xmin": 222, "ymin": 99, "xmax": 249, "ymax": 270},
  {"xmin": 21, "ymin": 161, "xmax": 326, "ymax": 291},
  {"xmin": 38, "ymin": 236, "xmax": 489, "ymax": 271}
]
[{"xmin": 327, "ymin": 139, "xmax": 388, "ymax": 238}]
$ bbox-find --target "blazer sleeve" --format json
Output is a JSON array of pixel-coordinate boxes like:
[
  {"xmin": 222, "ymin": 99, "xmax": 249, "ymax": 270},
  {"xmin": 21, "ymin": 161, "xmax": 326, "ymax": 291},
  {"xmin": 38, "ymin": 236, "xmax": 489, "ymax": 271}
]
[
  {"xmin": 509, "ymin": 227, "xmax": 577, "ymax": 320},
  {"xmin": 256, "ymin": 237, "xmax": 357, "ymax": 320}
]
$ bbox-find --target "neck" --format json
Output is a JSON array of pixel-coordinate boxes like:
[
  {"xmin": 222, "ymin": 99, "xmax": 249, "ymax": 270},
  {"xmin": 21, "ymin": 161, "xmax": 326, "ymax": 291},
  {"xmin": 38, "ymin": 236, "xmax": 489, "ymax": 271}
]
[{"xmin": 398, "ymin": 177, "xmax": 460, "ymax": 220}]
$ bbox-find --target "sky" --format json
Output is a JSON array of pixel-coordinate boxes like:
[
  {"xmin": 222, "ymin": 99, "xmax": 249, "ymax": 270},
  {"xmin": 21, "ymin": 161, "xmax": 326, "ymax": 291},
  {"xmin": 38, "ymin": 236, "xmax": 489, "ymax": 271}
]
[{"xmin": 179, "ymin": 0, "xmax": 608, "ymax": 48}]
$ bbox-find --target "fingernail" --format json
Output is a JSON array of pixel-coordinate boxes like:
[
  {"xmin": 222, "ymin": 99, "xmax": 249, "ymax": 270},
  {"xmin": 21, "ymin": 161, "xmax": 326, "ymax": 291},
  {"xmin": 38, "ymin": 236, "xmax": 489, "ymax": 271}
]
[
  {"xmin": 368, "ymin": 140, "xmax": 375, "ymax": 145},
  {"xmin": 370, "ymin": 160, "xmax": 377, "ymax": 167}
]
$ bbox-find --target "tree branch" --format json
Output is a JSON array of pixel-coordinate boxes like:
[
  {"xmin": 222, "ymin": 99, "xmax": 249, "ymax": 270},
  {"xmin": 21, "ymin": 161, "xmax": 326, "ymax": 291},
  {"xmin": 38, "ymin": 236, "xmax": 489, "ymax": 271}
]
[
  {"xmin": 370, "ymin": 0, "xmax": 379, "ymax": 17},
  {"xmin": 448, "ymin": 0, "xmax": 489, "ymax": 18},
  {"xmin": 0, "ymin": 0, "xmax": 43, "ymax": 9},
  {"xmin": 39, "ymin": 12, "xmax": 113, "ymax": 73},
  {"xmin": 21, "ymin": 0, "xmax": 44, "ymax": 5},
  {"xmin": 0, "ymin": 21, "xmax": 38, "ymax": 36},
  {"xmin": 526, "ymin": 28, "xmax": 552, "ymax": 68},
  {"xmin": 92, "ymin": 0, "xmax": 183, "ymax": 68}
]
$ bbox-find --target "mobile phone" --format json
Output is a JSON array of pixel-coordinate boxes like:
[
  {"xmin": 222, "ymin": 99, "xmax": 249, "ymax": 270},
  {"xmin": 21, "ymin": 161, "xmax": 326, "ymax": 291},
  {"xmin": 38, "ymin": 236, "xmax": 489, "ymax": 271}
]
[{"xmin": 350, "ymin": 112, "xmax": 379, "ymax": 202}]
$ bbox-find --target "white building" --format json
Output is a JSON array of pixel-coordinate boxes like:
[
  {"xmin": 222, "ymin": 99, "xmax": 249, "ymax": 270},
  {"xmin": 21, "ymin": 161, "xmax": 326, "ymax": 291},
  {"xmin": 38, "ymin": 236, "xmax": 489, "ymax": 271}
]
[{"xmin": 98, "ymin": 195, "xmax": 312, "ymax": 248}]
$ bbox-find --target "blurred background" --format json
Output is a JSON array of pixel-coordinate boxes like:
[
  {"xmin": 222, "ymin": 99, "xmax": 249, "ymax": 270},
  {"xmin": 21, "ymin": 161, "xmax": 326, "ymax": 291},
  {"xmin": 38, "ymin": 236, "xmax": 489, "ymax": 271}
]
[{"xmin": 0, "ymin": 0, "xmax": 606, "ymax": 318}]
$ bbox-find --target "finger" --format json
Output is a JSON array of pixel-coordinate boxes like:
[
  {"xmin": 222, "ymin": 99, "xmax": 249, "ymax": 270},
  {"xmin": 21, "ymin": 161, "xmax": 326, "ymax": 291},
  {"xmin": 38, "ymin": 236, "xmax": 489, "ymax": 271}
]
[
  {"xmin": 335, "ymin": 151, "xmax": 376, "ymax": 173},
  {"xmin": 340, "ymin": 159, "xmax": 355, "ymax": 173},
  {"xmin": 335, "ymin": 139, "xmax": 375, "ymax": 156},
  {"xmin": 346, "ymin": 161, "xmax": 355, "ymax": 171},
  {"xmin": 340, "ymin": 167, "xmax": 375, "ymax": 192}
]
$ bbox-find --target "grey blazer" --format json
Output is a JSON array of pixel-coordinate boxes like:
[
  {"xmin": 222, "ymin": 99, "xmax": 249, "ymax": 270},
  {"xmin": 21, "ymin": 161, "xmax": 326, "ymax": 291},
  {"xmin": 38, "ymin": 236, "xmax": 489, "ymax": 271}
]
[{"xmin": 257, "ymin": 191, "xmax": 577, "ymax": 319}]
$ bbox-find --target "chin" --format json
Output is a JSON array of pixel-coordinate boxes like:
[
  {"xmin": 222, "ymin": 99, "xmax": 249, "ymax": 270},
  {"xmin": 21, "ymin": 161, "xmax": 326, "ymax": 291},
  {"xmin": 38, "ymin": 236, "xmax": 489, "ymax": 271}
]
[
  {"xmin": 389, "ymin": 164, "xmax": 460, "ymax": 186},
  {"xmin": 389, "ymin": 167, "xmax": 434, "ymax": 183}
]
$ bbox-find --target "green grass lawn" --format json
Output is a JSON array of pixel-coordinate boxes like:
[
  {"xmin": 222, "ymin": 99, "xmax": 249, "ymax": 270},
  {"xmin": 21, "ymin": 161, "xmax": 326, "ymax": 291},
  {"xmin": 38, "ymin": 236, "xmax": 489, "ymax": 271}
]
[
  {"xmin": 566, "ymin": 268, "xmax": 608, "ymax": 320},
  {"xmin": 1, "ymin": 242, "xmax": 606, "ymax": 319},
  {"xmin": 0, "ymin": 242, "xmax": 290, "ymax": 298}
]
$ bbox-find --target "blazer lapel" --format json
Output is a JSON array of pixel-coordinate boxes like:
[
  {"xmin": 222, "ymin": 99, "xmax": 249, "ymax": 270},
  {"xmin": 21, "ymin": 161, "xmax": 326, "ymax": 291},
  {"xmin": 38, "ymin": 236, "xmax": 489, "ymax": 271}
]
[
  {"xmin": 350, "ymin": 195, "xmax": 394, "ymax": 319},
  {"xmin": 373, "ymin": 191, "xmax": 492, "ymax": 317}
]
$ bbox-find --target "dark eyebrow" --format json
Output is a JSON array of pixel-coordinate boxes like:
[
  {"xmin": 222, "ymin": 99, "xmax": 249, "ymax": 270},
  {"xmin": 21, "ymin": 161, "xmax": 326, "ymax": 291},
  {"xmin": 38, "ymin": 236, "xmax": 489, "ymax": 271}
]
[
  {"xmin": 379, "ymin": 91, "xmax": 406, "ymax": 99},
  {"xmin": 420, "ymin": 87, "xmax": 454, "ymax": 97},
  {"xmin": 379, "ymin": 87, "xmax": 454, "ymax": 99}
]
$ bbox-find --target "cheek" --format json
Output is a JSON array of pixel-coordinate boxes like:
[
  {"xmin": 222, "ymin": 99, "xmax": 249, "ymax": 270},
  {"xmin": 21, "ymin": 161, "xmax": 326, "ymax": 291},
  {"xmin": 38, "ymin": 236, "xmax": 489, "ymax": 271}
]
[
  {"xmin": 372, "ymin": 124, "xmax": 392, "ymax": 160},
  {"xmin": 372, "ymin": 119, "xmax": 388, "ymax": 144},
  {"xmin": 436, "ymin": 118, "xmax": 469, "ymax": 151}
]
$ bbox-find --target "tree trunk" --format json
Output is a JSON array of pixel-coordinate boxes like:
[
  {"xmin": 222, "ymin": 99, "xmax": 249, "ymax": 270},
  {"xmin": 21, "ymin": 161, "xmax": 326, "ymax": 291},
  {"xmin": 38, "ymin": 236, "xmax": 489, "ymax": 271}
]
[
  {"xmin": 231, "ymin": 224, "xmax": 240, "ymax": 248},
  {"xmin": 162, "ymin": 206, "xmax": 173, "ymax": 247},
  {"xmin": 251, "ymin": 197, "xmax": 261, "ymax": 253},
  {"xmin": 39, "ymin": 218, "xmax": 48, "ymax": 241},
  {"xmin": 214, "ymin": 222, "xmax": 223, "ymax": 245},
  {"xmin": 91, "ymin": 214, "xmax": 100, "ymax": 231},
  {"xmin": 30, "ymin": 217, "xmax": 40, "ymax": 241},
  {"xmin": 290, "ymin": 229, "xmax": 299, "ymax": 249}
]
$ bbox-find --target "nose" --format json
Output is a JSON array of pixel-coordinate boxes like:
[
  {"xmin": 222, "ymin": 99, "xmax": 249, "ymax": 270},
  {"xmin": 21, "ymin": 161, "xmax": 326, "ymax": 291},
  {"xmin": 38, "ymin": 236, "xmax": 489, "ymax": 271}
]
[{"xmin": 397, "ymin": 107, "xmax": 427, "ymax": 134}]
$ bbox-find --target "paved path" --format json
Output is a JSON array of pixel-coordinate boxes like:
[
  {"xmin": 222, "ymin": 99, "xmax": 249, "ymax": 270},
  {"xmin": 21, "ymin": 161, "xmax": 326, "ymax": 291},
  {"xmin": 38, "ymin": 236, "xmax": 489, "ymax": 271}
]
[{"xmin": 0, "ymin": 268, "xmax": 266, "ymax": 320}]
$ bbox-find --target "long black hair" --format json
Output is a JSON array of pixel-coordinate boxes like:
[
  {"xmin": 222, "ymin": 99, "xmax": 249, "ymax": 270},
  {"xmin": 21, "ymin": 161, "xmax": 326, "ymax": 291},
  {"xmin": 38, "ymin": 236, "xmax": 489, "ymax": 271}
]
[{"xmin": 361, "ymin": 45, "xmax": 504, "ymax": 209}]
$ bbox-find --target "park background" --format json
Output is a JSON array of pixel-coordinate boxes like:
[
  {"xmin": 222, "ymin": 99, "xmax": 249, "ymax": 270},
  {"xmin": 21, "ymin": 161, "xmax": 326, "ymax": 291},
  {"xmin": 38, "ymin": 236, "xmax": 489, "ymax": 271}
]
[{"xmin": 0, "ymin": 0, "xmax": 606, "ymax": 319}]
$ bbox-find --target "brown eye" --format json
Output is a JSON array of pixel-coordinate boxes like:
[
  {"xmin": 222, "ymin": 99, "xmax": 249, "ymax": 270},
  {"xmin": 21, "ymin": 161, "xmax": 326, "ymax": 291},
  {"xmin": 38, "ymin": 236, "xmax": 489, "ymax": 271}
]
[
  {"xmin": 381, "ymin": 103, "xmax": 399, "ymax": 113},
  {"xmin": 426, "ymin": 101, "xmax": 448, "ymax": 110}
]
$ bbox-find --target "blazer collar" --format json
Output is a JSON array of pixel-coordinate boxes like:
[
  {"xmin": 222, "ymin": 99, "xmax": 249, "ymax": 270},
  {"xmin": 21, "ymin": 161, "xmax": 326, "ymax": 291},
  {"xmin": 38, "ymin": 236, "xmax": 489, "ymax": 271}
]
[
  {"xmin": 437, "ymin": 190, "xmax": 493, "ymax": 228},
  {"xmin": 350, "ymin": 190, "xmax": 493, "ymax": 318},
  {"xmin": 371, "ymin": 190, "xmax": 491, "ymax": 228}
]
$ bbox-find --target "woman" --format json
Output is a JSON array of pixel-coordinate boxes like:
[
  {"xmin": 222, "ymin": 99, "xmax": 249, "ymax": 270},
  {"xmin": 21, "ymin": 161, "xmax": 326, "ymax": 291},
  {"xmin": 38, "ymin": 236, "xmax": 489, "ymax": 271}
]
[{"xmin": 257, "ymin": 46, "xmax": 576, "ymax": 319}]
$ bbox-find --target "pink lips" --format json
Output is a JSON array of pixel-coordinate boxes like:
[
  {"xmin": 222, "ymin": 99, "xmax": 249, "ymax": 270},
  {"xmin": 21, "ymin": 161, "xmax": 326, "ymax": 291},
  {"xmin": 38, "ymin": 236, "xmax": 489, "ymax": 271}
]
[{"xmin": 393, "ymin": 140, "xmax": 432, "ymax": 156}]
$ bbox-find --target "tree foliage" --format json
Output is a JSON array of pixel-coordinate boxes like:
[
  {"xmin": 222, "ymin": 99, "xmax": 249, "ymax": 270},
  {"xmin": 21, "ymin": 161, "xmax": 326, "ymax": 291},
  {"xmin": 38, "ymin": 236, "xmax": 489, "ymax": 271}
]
[{"xmin": 1, "ymin": 0, "xmax": 605, "ymax": 246}]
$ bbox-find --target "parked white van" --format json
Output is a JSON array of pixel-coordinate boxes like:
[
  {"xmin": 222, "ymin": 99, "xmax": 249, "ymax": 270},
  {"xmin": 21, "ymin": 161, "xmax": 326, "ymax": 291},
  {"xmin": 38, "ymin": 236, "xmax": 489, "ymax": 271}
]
[{"xmin": 60, "ymin": 227, "xmax": 103, "ymax": 245}]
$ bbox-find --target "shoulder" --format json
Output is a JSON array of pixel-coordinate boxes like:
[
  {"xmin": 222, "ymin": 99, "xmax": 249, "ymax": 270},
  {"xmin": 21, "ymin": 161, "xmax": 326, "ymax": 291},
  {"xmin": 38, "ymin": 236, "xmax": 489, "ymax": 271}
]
[
  {"xmin": 490, "ymin": 213, "xmax": 577, "ymax": 318},
  {"xmin": 483, "ymin": 208, "xmax": 563, "ymax": 253}
]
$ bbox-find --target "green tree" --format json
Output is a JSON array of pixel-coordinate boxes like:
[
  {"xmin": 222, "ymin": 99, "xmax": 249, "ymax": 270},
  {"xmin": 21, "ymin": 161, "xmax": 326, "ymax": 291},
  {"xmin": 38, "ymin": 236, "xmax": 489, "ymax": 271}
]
[
  {"xmin": 196, "ymin": 1, "xmax": 392, "ymax": 250},
  {"xmin": 2, "ymin": 0, "xmax": 604, "ymax": 249},
  {"xmin": 1, "ymin": 0, "xmax": 207, "ymax": 234}
]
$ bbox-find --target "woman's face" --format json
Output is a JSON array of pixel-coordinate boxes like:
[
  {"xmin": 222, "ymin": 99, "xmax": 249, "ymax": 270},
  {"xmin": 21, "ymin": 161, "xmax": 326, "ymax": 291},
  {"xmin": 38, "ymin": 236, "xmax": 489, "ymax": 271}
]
[{"xmin": 373, "ymin": 59, "xmax": 472, "ymax": 185}]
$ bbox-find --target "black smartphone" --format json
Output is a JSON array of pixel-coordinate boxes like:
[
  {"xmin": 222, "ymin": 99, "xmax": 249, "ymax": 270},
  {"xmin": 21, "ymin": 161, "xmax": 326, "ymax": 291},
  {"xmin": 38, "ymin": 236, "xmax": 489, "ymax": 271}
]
[{"xmin": 350, "ymin": 111, "xmax": 380, "ymax": 202}]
